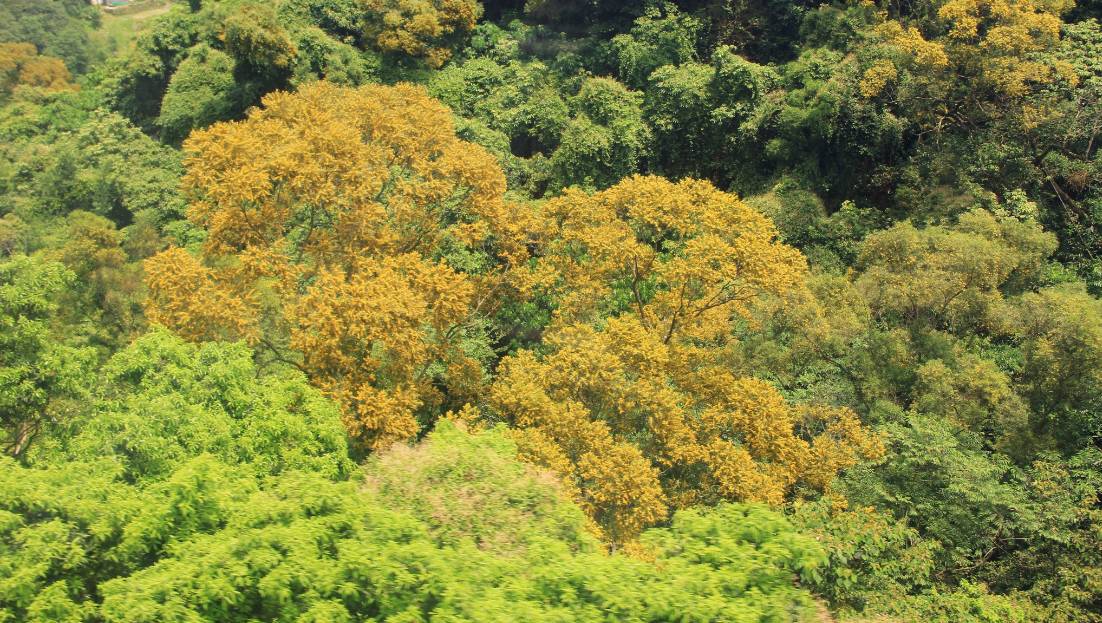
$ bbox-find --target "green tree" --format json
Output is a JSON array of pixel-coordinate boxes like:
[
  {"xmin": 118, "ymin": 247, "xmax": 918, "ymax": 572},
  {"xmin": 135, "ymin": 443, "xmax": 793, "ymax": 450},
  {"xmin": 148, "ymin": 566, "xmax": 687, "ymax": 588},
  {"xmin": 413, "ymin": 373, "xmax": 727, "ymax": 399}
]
[
  {"xmin": 1012, "ymin": 284, "xmax": 1102, "ymax": 452},
  {"xmin": 550, "ymin": 77, "xmax": 651, "ymax": 190},
  {"xmin": 157, "ymin": 46, "xmax": 237, "ymax": 144},
  {"xmin": 0, "ymin": 96, "xmax": 186, "ymax": 228},
  {"xmin": 841, "ymin": 414, "xmax": 1037, "ymax": 580},
  {"xmin": 610, "ymin": 2, "xmax": 700, "ymax": 88},
  {"xmin": 2, "ymin": 410, "xmax": 829, "ymax": 622},
  {"xmin": 644, "ymin": 45, "xmax": 775, "ymax": 185},
  {"xmin": 0, "ymin": 255, "xmax": 90, "ymax": 459},
  {"xmin": 49, "ymin": 330, "xmax": 353, "ymax": 481}
]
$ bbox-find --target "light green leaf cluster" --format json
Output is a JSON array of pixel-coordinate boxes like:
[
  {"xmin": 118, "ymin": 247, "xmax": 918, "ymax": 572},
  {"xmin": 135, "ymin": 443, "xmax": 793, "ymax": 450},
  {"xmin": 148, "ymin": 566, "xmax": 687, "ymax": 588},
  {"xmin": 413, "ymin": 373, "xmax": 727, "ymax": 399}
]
[{"xmin": 0, "ymin": 331, "xmax": 826, "ymax": 621}]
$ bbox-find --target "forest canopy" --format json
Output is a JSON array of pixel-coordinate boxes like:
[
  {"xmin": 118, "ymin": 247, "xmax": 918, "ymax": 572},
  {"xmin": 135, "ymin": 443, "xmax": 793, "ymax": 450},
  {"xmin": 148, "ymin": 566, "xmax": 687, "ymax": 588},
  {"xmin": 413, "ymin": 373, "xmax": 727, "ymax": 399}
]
[{"xmin": 2, "ymin": 0, "xmax": 1102, "ymax": 621}]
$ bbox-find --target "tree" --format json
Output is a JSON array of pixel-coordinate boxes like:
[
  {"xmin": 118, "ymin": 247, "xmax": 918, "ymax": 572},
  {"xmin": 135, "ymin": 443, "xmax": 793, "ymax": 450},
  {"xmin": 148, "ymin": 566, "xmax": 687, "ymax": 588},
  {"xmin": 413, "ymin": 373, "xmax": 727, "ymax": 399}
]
[
  {"xmin": 871, "ymin": 0, "xmax": 1076, "ymax": 129},
  {"xmin": 854, "ymin": 209, "xmax": 1057, "ymax": 332},
  {"xmin": 1012, "ymin": 284, "xmax": 1102, "ymax": 451},
  {"xmin": 841, "ymin": 413, "xmax": 1037, "ymax": 580},
  {"xmin": 222, "ymin": 4, "xmax": 297, "ymax": 78},
  {"xmin": 0, "ymin": 99, "xmax": 186, "ymax": 227},
  {"xmin": 0, "ymin": 255, "xmax": 91, "ymax": 459},
  {"xmin": 157, "ymin": 45, "xmax": 238, "ymax": 144},
  {"xmin": 360, "ymin": 0, "xmax": 483, "ymax": 67},
  {"xmin": 66, "ymin": 110, "xmax": 188, "ymax": 226},
  {"xmin": 46, "ymin": 211, "xmax": 147, "ymax": 353},
  {"xmin": 793, "ymin": 499, "xmax": 937, "ymax": 615},
  {"xmin": 549, "ymin": 77, "xmax": 651, "ymax": 191},
  {"xmin": 0, "ymin": 332, "xmax": 354, "ymax": 621},
  {"xmin": 610, "ymin": 3, "xmax": 700, "ymax": 88},
  {"xmin": 54, "ymin": 330, "xmax": 354, "ymax": 481},
  {"xmin": 1003, "ymin": 20, "xmax": 1102, "ymax": 286},
  {"xmin": 521, "ymin": 0, "xmax": 647, "ymax": 35},
  {"xmin": 0, "ymin": 43, "xmax": 74, "ymax": 100},
  {"xmin": 691, "ymin": 0, "xmax": 815, "ymax": 62},
  {"xmin": 145, "ymin": 82, "xmax": 536, "ymax": 451},
  {"xmin": 487, "ymin": 176, "xmax": 882, "ymax": 543},
  {"xmin": 426, "ymin": 54, "xmax": 570, "ymax": 193},
  {"xmin": 533, "ymin": 174, "xmax": 807, "ymax": 329},
  {"xmin": 290, "ymin": 26, "xmax": 380, "ymax": 87},
  {"xmin": 643, "ymin": 45, "xmax": 779, "ymax": 187},
  {"xmin": 98, "ymin": 9, "xmax": 201, "ymax": 129}
]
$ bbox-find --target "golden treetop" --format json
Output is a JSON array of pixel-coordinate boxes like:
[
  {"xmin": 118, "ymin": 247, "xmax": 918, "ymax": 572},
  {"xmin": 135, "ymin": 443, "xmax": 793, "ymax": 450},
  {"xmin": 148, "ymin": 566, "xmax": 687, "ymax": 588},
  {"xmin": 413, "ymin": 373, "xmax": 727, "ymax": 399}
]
[
  {"xmin": 486, "ymin": 176, "xmax": 880, "ymax": 544},
  {"xmin": 490, "ymin": 313, "xmax": 884, "ymax": 545},
  {"xmin": 181, "ymin": 81, "xmax": 523, "ymax": 266},
  {"xmin": 0, "ymin": 43, "xmax": 74, "ymax": 98},
  {"xmin": 873, "ymin": 0, "xmax": 1076, "ymax": 101},
  {"xmin": 537, "ymin": 175, "xmax": 808, "ymax": 341},
  {"xmin": 360, "ymin": 0, "xmax": 483, "ymax": 68},
  {"xmin": 148, "ymin": 82, "xmax": 530, "ymax": 451}
]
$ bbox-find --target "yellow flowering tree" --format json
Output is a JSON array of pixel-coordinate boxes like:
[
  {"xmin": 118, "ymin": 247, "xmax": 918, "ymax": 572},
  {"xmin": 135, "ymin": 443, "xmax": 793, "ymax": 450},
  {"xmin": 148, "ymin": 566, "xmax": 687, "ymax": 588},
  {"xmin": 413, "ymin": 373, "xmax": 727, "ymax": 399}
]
[
  {"xmin": 488, "ymin": 176, "xmax": 883, "ymax": 544},
  {"xmin": 865, "ymin": 0, "xmax": 1076, "ymax": 127},
  {"xmin": 0, "ymin": 42, "xmax": 73, "ymax": 99},
  {"xmin": 145, "ymin": 81, "xmax": 533, "ymax": 450},
  {"xmin": 360, "ymin": 0, "xmax": 483, "ymax": 68}
]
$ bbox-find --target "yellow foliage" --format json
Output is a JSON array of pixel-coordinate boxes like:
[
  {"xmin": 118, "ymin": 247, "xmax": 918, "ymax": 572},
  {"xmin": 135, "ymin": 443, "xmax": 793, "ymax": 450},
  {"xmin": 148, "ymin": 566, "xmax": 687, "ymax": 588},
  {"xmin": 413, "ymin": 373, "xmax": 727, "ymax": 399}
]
[
  {"xmin": 361, "ymin": 0, "xmax": 483, "ymax": 68},
  {"xmin": 880, "ymin": 0, "xmax": 1074, "ymax": 103},
  {"xmin": 143, "ymin": 247, "xmax": 259, "ymax": 343},
  {"xmin": 878, "ymin": 23, "xmax": 949, "ymax": 69},
  {"xmin": 491, "ymin": 313, "xmax": 883, "ymax": 544},
  {"xmin": 489, "ymin": 177, "xmax": 882, "ymax": 544},
  {"xmin": 859, "ymin": 59, "xmax": 900, "ymax": 98},
  {"xmin": 536, "ymin": 175, "xmax": 807, "ymax": 337},
  {"xmin": 145, "ymin": 82, "xmax": 530, "ymax": 450},
  {"xmin": 0, "ymin": 43, "xmax": 74, "ymax": 97}
]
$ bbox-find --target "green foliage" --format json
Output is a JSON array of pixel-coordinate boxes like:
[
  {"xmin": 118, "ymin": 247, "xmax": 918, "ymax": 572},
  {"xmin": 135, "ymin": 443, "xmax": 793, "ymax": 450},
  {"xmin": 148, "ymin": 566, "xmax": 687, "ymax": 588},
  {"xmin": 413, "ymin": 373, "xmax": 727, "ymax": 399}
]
[
  {"xmin": 366, "ymin": 421, "xmax": 594, "ymax": 551},
  {"xmin": 841, "ymin": 414, "xmax": 1036, "ymax": 577},
  {"xmin": 222, "ymin": 3, "xmax": 297, "ymax": 77},
  {"xmin": 97, "ymin": 0, "xmax": 377, "ymax": 134},
  {"xmin": 854, "ymin": 210, "xmax": 1057, "ymax": 331},
  {"xmin": 45, "ymin": 211, "xmax": 148, "ymax": 352},
  {"xmin": 0, "ymin": 92, "xmax": 186, "ymax": 226},
  {"xmin": 610, "ymin": 2, "xmax": 700, "ymax": 88},
  {"xmin": 765, "ymin": 45, "xmax": 905, "ymax": 204},
  {"xmin": 550, "ymin": 76, "xmax": 650, "ymax": 190},
  {"xmin": 870, "ymin": 580, "xmax": 1041, "ymax": 623},
  {"xmin": 289, "ymin": 26, "xmax": 379, "ymax": 87},
  {"xmin": 43, "ymin": 330, "xmax": 354, "ymax": 481},
  {"xmin": 0, "ymin": 255, "xmax": 91, "ymax": 459},
  {"xmin": 794, "ymin": 500, "xmax": 937, "ymax": 614},
  {"xmin": 695, "ymin": 0, "xmax": 815, "ymax": 62},
  {"xmin": 639, "ymin": 503, "xmax": 827, "ymax": 619},
  {"xmin": 97, "ymin": 8, "xmax": 201, "ymax": 128},
  {"xmin": 1012, "ymin": 284, "xmax": 1102, "ymax": 450},
  {"xmin": 522, "ymin": 0, "xmax": 646, "ymax": 35},
  {"xmin": 0, "ymin": 0, "xmax": 101, "ymax": 74},
  {"xmin": 2, "ymin": 417, "xmax": 828, "ymax": 622},
  {"xmin": 644, "ymin": 45, "xmax": 775, "ymax": 185},
  {"xmin": 427, "ymin": 55, "xmax": 568, "ymax": 192},
  {"xmin": 1004, "ymin": 450, "xmax": 1102, "ymax": 620},
  {"xmin": 157, "ymin": 45, "xmax": 237, "ymax": 144}
]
